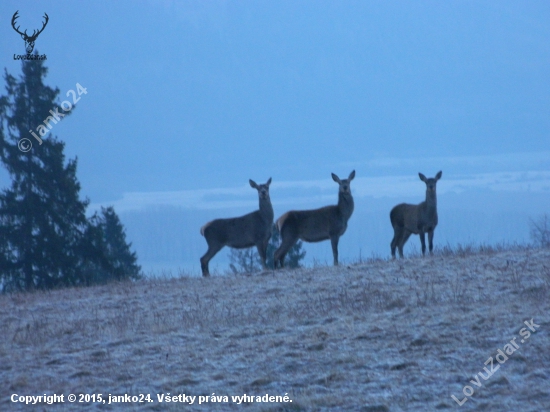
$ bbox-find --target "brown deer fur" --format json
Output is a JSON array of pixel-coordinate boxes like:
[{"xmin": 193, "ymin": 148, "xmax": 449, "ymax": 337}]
[
  {"xmin": 390, "ymin": 171, "xmax": 442, "ymax": 258},
  {"xmin": 200, "ymin": 178, "xmax": 273, "ymax": 276},
  {"xmin": 274, "ymin": 171, "xmax": 355, "ymax": 268}
]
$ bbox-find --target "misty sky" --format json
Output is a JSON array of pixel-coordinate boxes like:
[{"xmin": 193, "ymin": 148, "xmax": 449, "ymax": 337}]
[{"xmin": 1, "ymin": 1, "xmax": 549, "ymax": 272}]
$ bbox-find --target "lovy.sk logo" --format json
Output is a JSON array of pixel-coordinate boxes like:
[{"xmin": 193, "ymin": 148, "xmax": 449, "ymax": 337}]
[{"xmin": 11, "ymin": 10, "xmax": 48, "ymax": 60}]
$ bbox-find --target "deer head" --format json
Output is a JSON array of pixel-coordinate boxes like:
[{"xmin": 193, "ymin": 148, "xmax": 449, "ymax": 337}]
[
  {"xmin": 12, "ymin": 11, "xmax": 49, "ymax": 54},
  {"xmin": 418, "ymin": 171, "xmax": 442, "ymax": 194},
  {"xmin": 332, "ymin": 170, "xmax": 355, "ymax": 195},
  {"xmin": 249, "ymin": 178, "xmax": 272, "ymax": 200}
]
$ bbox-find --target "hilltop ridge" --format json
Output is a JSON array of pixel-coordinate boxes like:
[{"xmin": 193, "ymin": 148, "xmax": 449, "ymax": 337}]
[{"xmin": 1, "ymin": 246, "xmax": 549, "ymax": 411}]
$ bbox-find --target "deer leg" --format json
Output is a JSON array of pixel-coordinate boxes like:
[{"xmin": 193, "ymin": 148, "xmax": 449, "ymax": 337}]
[
  {"xmin": 274, "ymin": 234, "xmax": 296, "ymax": 269},
  {"xmin": 273, "ymin": 248, "xmax": 281, "ymax": 269},
  {"xmin": 274, "ymin": 224, "xmax": 299, "ymax": 269},
  {"xmin": 256, "ymin": 239, "xmax": 268, "ymax": 270},
  {"xmin": 429, "ymin": 231, "xmax": 435, "ymax": 254},
  {"xmin": 398, "ymin": 231, "xmax": 412, "ymax": 258},
  {"xmin": 391, "ymin": 226, "xmax": 403, "ymax": 259},
  {"xmin": 273, "ymin": 245, "xmax": 287, "ymax": 269},
  {"xmin": 330, "ymin": 236, "xmax": 340, "ymax": 266},
  {"xmin": 420, "ymin": 231, "xmax": 427, "ymax": 255},
  {"xmin": 200, "ymin": 242, "xmax": 223, "ymax": 277}
]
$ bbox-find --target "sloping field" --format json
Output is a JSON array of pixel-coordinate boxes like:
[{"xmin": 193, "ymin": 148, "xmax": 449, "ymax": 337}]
[{"xmin": 1, "ymin": 247, "xmax": 549, "ymax": 411}]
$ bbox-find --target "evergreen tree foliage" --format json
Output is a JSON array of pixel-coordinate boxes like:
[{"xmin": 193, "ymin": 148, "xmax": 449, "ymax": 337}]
[
  {"xmin": 86, "ymin": 206, "xmax": 141, "ymax": 283},
  {"xmin": 0, "ymin": 60, "xmax": 140, "ymax": 291}
]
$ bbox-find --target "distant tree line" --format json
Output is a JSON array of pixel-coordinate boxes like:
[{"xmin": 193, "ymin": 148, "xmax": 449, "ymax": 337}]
[{"xmin": 0, "ymin": 60, "xmax": 140, "ymax": 292}]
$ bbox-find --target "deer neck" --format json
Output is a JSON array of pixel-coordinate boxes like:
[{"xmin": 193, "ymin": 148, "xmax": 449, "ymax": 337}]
[
  {"xmin": 424, "ymin": 190, "xmax": 437, "ymax": 212},
  {"xmin": 259, "ymin": 197, "xmax": 274, "ymax": 221},
  {"xmin": 338, "ymin": 192, "xmax": 354, "ymax": 220}
]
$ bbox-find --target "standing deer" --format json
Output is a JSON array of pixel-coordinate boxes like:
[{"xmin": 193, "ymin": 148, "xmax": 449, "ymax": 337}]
[
  {"xmin": 200, "ymin": 178, "xmax": 273, "ymax": 277},
  {"xmin": 274, "ymin": 171, "xmax": 355, "ymax": 268},
  {"xmin": 390, "ymin": 171, "xmax": 442, "ymax": 259}
]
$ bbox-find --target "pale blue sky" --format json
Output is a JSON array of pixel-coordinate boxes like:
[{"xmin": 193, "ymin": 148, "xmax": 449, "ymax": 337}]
[{"xmin": 1, "ymin": 1, "xmax": 549, "ymax": 272}]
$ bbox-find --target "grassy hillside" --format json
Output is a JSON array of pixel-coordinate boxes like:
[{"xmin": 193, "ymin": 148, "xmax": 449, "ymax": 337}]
[{"xmin": 1, "ymin": 247, "xmax": 549, "ymax": 411}]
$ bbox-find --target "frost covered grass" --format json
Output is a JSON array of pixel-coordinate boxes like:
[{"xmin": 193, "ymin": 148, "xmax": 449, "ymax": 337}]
[{"xmin": 1, "ymin": 245, "xmax": 549, "ymax": 411}]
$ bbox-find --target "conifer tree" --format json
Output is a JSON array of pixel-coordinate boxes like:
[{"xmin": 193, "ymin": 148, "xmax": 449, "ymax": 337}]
[
  {"xmin": 0, "ymin": 60, "xmax": 88, "ymax": 290},
  {"xmin": 83, "ymin": 207, "xmax": 141, "ymax": 284},
  {"xmin": 0, "ymin": 60, "xmax": 140, "ymax": 291}
]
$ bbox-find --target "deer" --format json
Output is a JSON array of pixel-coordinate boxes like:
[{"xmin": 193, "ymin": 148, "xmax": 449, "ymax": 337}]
[
  {"xmin": 11, "ymin": 11, "xmax": 49, "ymax": 55},
  {"xmin": 274, "ymin": 171, "xmax": 355, "ymax": 268},
  {"xmin": 390, "ymin": 171, "xmax": 442, "ymax": 259},
  {"xmin": 200, "ymin": 178, "xmax": 273, "ymax": 277}
]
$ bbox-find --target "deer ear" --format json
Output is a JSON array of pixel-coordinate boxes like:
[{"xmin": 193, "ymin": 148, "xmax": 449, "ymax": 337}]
[
  {"xmin": 266, "ymin": 177, "xmax": 272, "ymax": 186},
  {"xmin": 418, "ymin": 173, "xmax": 427, "ymax": 182},
  {"xmin": 249, "ymin": 179, "xmax": 258, "ymax": 189},
  {"xmin": 435, "ymin": 171, "xmax": 442, "ymax": 180},
  {"xmin": 331, "ymin": 173, "xmax": 341, "ymax": 183},
  {"xmin": 348, "ymin": 170, "xmax": 356, "ymax": 181}
]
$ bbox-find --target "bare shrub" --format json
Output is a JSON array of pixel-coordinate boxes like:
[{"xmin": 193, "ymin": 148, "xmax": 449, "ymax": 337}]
[
  {"xmin": 228, "ymin": 247, "xmax": 263, "ymax": 275},
  {"xmin": 530, "ymin": 213, "xmax": 550, "ymax": 248},
  {"xmin": 415, "ymin": 276, "xmax": 437, "ymax": 306}
]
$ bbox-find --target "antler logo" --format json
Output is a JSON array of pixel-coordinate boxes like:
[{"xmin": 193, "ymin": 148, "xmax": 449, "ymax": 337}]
[{"xmin": 11, "ymin": 11, "xmax": 49, "ymax": 54}]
